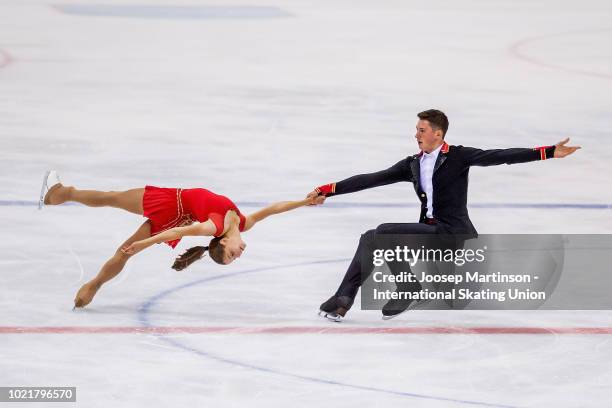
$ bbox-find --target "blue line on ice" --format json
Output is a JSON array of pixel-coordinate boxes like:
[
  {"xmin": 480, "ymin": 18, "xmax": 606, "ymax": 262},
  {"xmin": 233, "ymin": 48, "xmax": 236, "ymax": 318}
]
[
  {"xmin": 137, "ymin": 259, "xmax": 518, "ymax": 408},
  {"xmin": 53, "ymin": 5, "xmax": 293, "ymax": 19},
  {"xmin": 3, "ymin": 200, "xmax": 611, "ymax": 209}
]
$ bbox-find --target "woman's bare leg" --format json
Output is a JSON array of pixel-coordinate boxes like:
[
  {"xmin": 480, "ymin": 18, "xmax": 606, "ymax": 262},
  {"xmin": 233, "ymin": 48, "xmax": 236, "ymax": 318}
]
[
  {"xmin": 47, "ymin": 186, "xmax": 145, "ymax": 215},
  {"xmin": 74, "ymin": 221, "xmax": 152, "ymax": 308}
]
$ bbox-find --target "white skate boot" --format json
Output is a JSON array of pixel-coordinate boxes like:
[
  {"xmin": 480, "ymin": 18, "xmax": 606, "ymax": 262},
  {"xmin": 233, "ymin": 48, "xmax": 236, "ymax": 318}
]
[{"xmin": 38, "ymin": 170, "xmax": 62, "ymax": 210}]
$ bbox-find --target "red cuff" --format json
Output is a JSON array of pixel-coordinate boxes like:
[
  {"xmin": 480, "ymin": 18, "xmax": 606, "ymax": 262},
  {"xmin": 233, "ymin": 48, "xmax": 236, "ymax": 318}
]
[
  {"xmin": 315, "ymin": 183, "xmax": 336, "ymax": 196},
  {"xmin": 533, "ymin": 145, "xmax": 554, "ymax": 160}
]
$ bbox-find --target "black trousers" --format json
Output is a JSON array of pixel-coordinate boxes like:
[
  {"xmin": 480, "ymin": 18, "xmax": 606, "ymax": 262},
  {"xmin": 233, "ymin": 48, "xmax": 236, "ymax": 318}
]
[{"xmin": 334, "ymin": 222, "xmax": 440, "ymax": 299}]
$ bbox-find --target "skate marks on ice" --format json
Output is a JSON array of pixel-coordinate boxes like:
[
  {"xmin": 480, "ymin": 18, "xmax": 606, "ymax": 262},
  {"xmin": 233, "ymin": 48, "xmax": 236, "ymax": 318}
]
[
  {"xmin": 509, "ymin": 28, "xmax": 612, "ymax": 81},
  {"xmin": 135, "ymin": 259, "xmax": 519, "ymax": 408}
]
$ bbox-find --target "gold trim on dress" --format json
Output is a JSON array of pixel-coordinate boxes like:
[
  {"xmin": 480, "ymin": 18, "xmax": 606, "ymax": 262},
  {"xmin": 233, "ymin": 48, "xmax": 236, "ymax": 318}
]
[{"xmin": 152, "ymin": 188, "xmax": 193, "ymax": 237}]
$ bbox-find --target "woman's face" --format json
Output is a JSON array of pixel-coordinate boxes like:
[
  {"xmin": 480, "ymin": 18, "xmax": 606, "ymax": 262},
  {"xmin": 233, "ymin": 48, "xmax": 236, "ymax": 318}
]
[{"xmin": 220, "ymin": 235, "xmax": 246, "ymax": 264}]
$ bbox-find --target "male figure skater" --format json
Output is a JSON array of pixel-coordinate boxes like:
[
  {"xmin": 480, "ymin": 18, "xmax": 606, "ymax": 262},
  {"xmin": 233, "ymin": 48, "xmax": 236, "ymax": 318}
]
[{"xmin": 308, "ymin": 109, "xmax": 580, "ymax": 321}]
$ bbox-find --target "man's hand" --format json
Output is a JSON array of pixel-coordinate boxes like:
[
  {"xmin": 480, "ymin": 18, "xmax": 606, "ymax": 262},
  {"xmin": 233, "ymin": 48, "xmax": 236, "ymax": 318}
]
[
  {"xmin": 306, "ymin": 183, "xmax": 335, "ymax": 205},
  {"xmin": 554, "ymin": 138, "xmax": 581, "ymax": 158},
  {"xmin": 306, "ymin": 190, "xmax": 326, "ymax": 206},
  {"xmin": 306, "ymin": 194, "xmax": 326, "ymax": 205}
]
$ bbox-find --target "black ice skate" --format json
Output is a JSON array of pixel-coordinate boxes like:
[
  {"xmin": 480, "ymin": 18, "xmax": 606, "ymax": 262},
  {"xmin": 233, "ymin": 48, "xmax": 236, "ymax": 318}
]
[
  {"xmin": 381, "ymin": 297, "xmax": 423, "ymax": 320},
  {"xmin": 318, "ymin": 295, "xmax": 353, "ymax": 322}
]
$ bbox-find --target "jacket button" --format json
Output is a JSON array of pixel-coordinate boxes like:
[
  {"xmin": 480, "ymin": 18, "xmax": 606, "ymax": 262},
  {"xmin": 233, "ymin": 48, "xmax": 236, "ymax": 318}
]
[{"xmin": 420, "ymin": 194, "xmax": 425, "ymax": 198}]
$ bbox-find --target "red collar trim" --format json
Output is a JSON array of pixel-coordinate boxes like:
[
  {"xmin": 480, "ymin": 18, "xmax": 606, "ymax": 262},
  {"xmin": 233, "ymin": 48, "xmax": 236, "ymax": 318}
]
[
  {"xmin": 440, "ymin": 141, "xmax": 450, "ymax": 153},
  {"xmin": 416, "ymin": 141, "xmax": 449, "ymax": 157}
]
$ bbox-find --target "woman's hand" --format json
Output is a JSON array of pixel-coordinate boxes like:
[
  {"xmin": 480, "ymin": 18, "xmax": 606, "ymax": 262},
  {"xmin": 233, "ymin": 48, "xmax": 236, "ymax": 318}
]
[
  {"xmin": 306, "ymin": 194, "xmax": 326, "ymax": 206},
  {"xmin": 121, "ymin": 240, "xmax": 149, "ymax": 255}
]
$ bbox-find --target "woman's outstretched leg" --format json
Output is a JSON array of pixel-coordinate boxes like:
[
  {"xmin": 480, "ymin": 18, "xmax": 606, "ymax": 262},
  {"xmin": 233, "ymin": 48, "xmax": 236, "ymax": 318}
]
[
  {"xmin": 46, "ymin": 185, "xmax": 145, "ymax": 215},
  {"xmin": 74, "ymin": 221, "xmax": 151, "ymax": 308}
]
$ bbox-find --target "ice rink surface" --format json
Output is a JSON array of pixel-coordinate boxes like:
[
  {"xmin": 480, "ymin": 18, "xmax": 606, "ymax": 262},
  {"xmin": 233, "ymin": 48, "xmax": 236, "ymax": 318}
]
[{"xmin": 1, "ymin": 0, "xmax": 612, "ymax": 407}]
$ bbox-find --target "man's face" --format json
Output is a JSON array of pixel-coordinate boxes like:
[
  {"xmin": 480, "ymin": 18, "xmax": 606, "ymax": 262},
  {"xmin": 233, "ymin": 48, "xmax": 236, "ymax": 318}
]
[{"xmin": 415, "ymin": 119, "xmax": 443, "ymax": 153}]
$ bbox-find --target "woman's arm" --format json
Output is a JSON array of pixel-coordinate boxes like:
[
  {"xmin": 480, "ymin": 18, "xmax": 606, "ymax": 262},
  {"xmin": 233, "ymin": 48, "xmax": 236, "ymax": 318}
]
[
  {"xmin": 243, "ymin": 196, "xmax": 323, "ymax": 232},
  {"xmin": 121, "ymin": 220, "xmax": 217, "ymax": 255}
]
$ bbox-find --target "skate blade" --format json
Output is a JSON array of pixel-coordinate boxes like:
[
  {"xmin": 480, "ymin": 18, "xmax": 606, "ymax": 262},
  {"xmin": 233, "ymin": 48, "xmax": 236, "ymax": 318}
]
[
  {"xmin": 381, "ymin": 308, "xmax": 409, "ymax": 320},
  {"xmin": 38, "ymin": 170, "xmax": 51, "ymax": 210},
  {"xmin": 381, "ymin": 299, "xmax": 432, "ymax": 320},
  {"xmin": 318, "ymin": 310, "xmax": 343, "ymax": 323}
]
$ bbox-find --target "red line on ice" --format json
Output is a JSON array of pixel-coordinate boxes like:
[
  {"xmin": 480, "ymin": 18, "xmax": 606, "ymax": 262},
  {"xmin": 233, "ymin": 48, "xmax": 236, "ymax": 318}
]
[
  {"xmin": 0, "ymin": 48, "xmax": 13, "ymax": 69},
  {"xmin": 509, "ymin": 28, "xmax": 612, "ymax": 80},
  {"xmin": 1, "ymin": 326, "xmax": 612, "ymax": 334}
]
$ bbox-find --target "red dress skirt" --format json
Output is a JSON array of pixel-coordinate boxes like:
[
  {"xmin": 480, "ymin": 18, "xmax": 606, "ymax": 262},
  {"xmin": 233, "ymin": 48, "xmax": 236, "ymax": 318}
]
[{"xmin": 142, "ymin": 186, "xmax": 246, "ymax": 248}]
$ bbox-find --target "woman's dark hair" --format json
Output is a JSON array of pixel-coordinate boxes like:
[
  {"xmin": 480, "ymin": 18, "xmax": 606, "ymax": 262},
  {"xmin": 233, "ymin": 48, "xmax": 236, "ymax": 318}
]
[
  {"xmin": 171, "ymin": 237, "xmax": 226, "ymax": 271},
  {"xmin": 207, "ymin": 237, "xmax": 225, "ymax": 264},
  {"xmin": 417, "ymin": 109, "xmax": 449, "ymax": 137}
]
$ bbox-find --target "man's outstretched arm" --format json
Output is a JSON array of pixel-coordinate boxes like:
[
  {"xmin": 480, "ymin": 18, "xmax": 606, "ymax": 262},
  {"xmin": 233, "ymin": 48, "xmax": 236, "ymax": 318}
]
[
  {"xmin": 465, "ymin": 137, "xmax": 580, "ymax": 166},
  {"xmin": 307, "ymin": 158, "xmax": 413, "ymax": 200}
]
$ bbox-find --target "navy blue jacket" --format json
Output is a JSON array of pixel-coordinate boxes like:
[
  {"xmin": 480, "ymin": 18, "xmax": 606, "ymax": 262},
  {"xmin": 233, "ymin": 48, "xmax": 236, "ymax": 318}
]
[{"xmin": 324, "ymin": 142, "xmax": 556, "ymax": 237}]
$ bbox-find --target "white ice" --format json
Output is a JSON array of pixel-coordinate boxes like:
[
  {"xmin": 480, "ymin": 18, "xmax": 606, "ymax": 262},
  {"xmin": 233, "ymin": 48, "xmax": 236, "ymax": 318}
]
[{"xmin": 1, "ymin": 1, "xmax": 611, "ymax": 407}]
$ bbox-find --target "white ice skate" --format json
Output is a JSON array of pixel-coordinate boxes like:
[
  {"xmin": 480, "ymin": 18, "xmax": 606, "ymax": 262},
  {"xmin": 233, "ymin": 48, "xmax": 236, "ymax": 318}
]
[{"xmin": 38, "ymin": 170, "xmax": 62, "ymax": 210}]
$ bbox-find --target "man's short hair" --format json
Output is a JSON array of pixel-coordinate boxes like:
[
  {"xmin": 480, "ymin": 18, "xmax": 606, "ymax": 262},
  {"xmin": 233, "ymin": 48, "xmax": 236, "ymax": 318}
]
[{"xmin": 417, "ymin": 109, "xmax": 449, "ymax": 137}]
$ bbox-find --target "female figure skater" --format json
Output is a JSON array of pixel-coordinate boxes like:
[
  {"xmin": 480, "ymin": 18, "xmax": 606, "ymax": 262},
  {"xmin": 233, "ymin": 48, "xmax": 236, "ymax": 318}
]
[{"xmin": 39, "ymin": 171, "xmax": 323, "ymax": 308}]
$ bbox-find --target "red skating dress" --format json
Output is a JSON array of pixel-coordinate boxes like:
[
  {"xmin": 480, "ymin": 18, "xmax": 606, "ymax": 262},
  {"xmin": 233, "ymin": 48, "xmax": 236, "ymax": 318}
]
[{"xmin": 142, "ymin": 186, "xmax": 246, "ymax": 248}]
